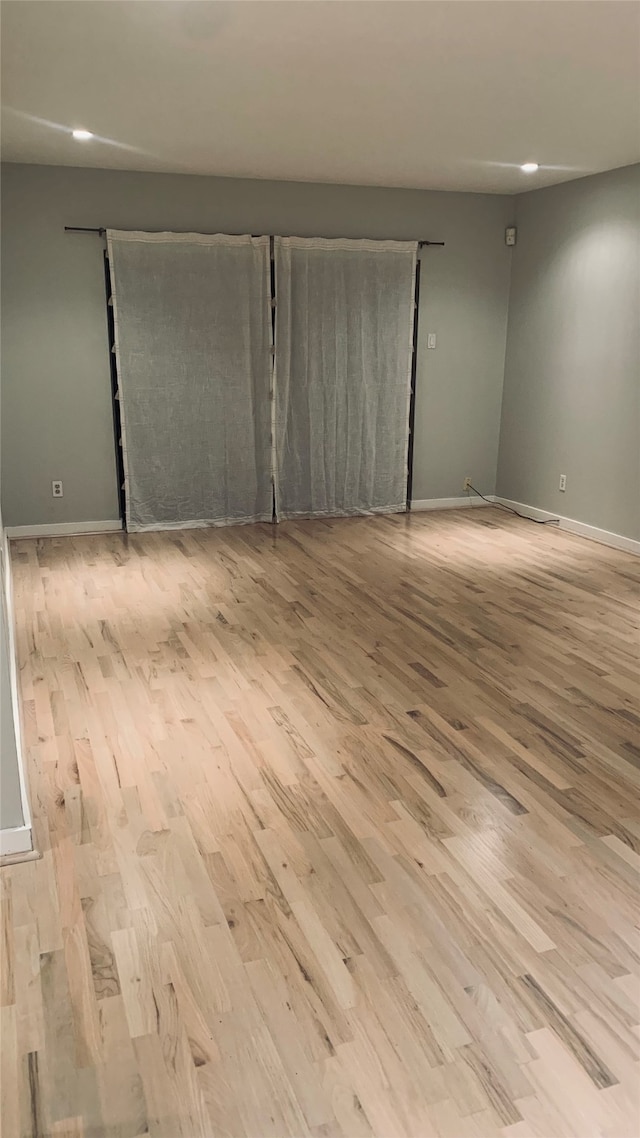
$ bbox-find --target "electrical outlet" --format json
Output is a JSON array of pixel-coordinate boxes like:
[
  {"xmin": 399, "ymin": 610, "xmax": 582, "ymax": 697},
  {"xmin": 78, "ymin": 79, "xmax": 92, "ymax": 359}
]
[
  {"xmin": 52, "ymin": 480, "xmax": 64, "ymax": 498},
  {"xmin": 427, "ymin": 333, "xmax": 437, "ymax": 350},
  {"xmin": 559, "ymin": 474, "xmax": 566, "ymax": 492},
  {"xmin": 463, "ymin": 477, "xmax": 472, "ymax": 491}
]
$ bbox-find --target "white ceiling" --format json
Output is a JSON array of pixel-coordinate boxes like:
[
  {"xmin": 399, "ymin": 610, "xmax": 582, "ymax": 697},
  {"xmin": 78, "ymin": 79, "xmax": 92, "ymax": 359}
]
[{"xmin": 2, "ymin": 1, "xmax": 639, "ymax": 195}]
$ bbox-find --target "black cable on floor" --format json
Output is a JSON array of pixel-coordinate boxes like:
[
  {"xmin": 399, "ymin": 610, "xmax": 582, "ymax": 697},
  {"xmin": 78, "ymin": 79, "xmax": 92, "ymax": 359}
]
[{"xmin": 469, "ymin": 484, "xmax": 559, "ymax": 526}]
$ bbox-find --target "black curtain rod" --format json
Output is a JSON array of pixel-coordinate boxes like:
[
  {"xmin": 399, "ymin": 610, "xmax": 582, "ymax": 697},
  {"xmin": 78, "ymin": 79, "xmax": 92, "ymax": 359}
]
[
  {"xmin": 65, "ymin": 226, "xmax": 106, "ymax": 234},
  {"xmin": 64, "ymin": 226, "xmax": 444, "ymax": 246}
]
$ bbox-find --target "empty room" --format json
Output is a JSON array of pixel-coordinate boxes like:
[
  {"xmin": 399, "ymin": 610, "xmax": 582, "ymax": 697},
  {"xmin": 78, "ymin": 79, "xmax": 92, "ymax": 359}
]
[{"xmin": 1, "ymin": 2, "xmax": 639, "ymax": 1136}]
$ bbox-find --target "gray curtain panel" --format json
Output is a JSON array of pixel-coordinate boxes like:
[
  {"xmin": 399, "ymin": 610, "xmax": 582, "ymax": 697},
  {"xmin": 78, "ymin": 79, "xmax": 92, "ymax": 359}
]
[
  {"xmin": 108, "ymin": 231, "xmax": 273, "ymax": 531},
  {"xmin": 274, "ymin": 237, "xmax": 417, "ymax": 519}
]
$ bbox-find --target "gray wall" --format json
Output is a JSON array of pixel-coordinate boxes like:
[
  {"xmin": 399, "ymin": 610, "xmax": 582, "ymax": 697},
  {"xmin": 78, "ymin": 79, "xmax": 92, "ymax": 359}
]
[
  {"xmin": 1, "ymin": 163, "xmax": 513, "ymax": 525},
  {"xmin": 497, "ymin": 164, "xmax": 640, "ymax": 539}
]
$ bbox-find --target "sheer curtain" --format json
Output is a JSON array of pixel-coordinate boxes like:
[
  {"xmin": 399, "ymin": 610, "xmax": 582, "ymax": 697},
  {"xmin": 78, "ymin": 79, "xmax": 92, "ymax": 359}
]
[
  {"xmin": 108, "ymin": 231, "xmax": 273, "ymax": 531},
  {"xmin": 274, "ymin": 237, "xmax": 417, "ymax": 519}
]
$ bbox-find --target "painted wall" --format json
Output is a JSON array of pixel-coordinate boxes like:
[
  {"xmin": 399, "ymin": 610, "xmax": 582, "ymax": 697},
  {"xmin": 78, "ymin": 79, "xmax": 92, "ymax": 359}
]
[
  {"xmin": 1, "ymin": 163, "xmax": 513, "ymax": 525},
  {"xmin": 497, "ymin": 164, "xmax": 640, "ymax": 540}
]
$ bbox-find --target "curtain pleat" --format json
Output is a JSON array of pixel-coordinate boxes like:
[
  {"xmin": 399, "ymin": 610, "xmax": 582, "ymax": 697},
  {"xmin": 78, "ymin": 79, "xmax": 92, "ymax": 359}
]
[
  {"xmin": 274, "ymin": 237, "xmax": 417, "ymax": 519},
  {"xmin": 108, "ymin": 231, "xmax": 273, "ymax": 532}
]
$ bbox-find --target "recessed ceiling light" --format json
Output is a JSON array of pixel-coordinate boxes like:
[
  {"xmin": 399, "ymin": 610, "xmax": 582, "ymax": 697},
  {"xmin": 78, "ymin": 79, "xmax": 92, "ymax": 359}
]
[
  {"xmin": 520, "ymin": 162, "xmax": 539, "ymax": 173},
  {"xmin": 72, "ymin": 129, "xmax": 93, "ymax": 141}
]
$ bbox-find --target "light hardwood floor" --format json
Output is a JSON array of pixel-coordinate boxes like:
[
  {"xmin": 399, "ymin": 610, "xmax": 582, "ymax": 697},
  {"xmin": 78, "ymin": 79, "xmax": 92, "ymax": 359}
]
[{"xmin": 2, "ymin": 508, "xmax": 639, "ymax": 1138}]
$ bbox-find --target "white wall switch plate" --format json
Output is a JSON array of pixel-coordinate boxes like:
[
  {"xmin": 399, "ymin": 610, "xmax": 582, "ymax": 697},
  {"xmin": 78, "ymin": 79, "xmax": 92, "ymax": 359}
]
[
  {"xmin": 559, "ymin": 474, "xmax": 566, "ymax": 492},
  {"xmin": 52, "ymin": 480, "xmax": 64, "ymax": 498},
  {"xmin": 427, "ymin": 333, "xmax": 437, "ymax": 349}
]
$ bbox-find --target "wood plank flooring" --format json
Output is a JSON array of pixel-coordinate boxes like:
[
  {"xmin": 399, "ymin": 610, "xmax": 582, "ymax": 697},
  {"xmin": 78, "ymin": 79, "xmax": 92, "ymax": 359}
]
[{"xmin": 2, "ymin": 508, "xmax": 640, "ymax": 1138}]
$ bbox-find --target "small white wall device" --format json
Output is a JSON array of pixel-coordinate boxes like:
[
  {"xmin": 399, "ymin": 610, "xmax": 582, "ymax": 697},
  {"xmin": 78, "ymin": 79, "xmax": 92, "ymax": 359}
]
[{"xmin": 505, "ymin": 227, "xmax": 517, "ymax": 247}]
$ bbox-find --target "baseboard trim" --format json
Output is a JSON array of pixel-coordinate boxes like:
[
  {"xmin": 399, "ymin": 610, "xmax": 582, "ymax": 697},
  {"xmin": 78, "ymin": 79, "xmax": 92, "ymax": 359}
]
[
  {"xmin": 492, "ymin": 498, "xmax": 557, "ymax": 525},
  {"xmin": 495, "ymin": 498, "xmax": 640, "ymax": 556},
  {"xmin": 2, "ymin": 524, "xmax": 33, "ymax": 854},
  {"xmin": 6, "ymin": 506, "xmax": 637, "ymax": 554},
  {"xmin": 409, "ymin": 495, "xmax": 639, "ymax": 555},
  {"xmin": 6, "ymin": 520, "xmax": 123, "ymax": 538},
  {"xmin": 410, "ymin": 496, "xmax": 495, "ymax": 511},
  {"xmin": 0, "ymin": 824, "xmax": 33, "ymax": 858}
]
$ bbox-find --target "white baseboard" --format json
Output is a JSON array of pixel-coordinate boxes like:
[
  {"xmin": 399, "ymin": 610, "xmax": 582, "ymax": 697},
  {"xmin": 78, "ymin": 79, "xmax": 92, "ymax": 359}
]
[
  {"xmin": 410, "ymin": 496, "xmax": 495, "ymax": 511},
  {"xmin": 2, "ymin": 522, "xmax": 33, "ymax": 855},
  {"xmin": 0, "ymin": 824, "xmax": 34, "ymax": 858},
  {"xmin": 492, "ymin": 498, "xmax": 557, "ymax": 525},
  {"xmin": 495, "ymin": 498, "xmax": 640, "ymax": 556},
  {"xmin": 409, "ymin": 495, "xmax": 639, "ymax": 555},
  {"xmin": 6, "ymin": 520, "xmax": 123, "ymax": 538}
]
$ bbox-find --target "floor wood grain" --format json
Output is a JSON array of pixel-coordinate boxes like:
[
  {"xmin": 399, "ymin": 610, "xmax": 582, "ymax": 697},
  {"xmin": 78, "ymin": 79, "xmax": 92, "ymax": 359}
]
[{"xmin": 3, "ymin": 508, "xmax": 639, "ymax": 1137}]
